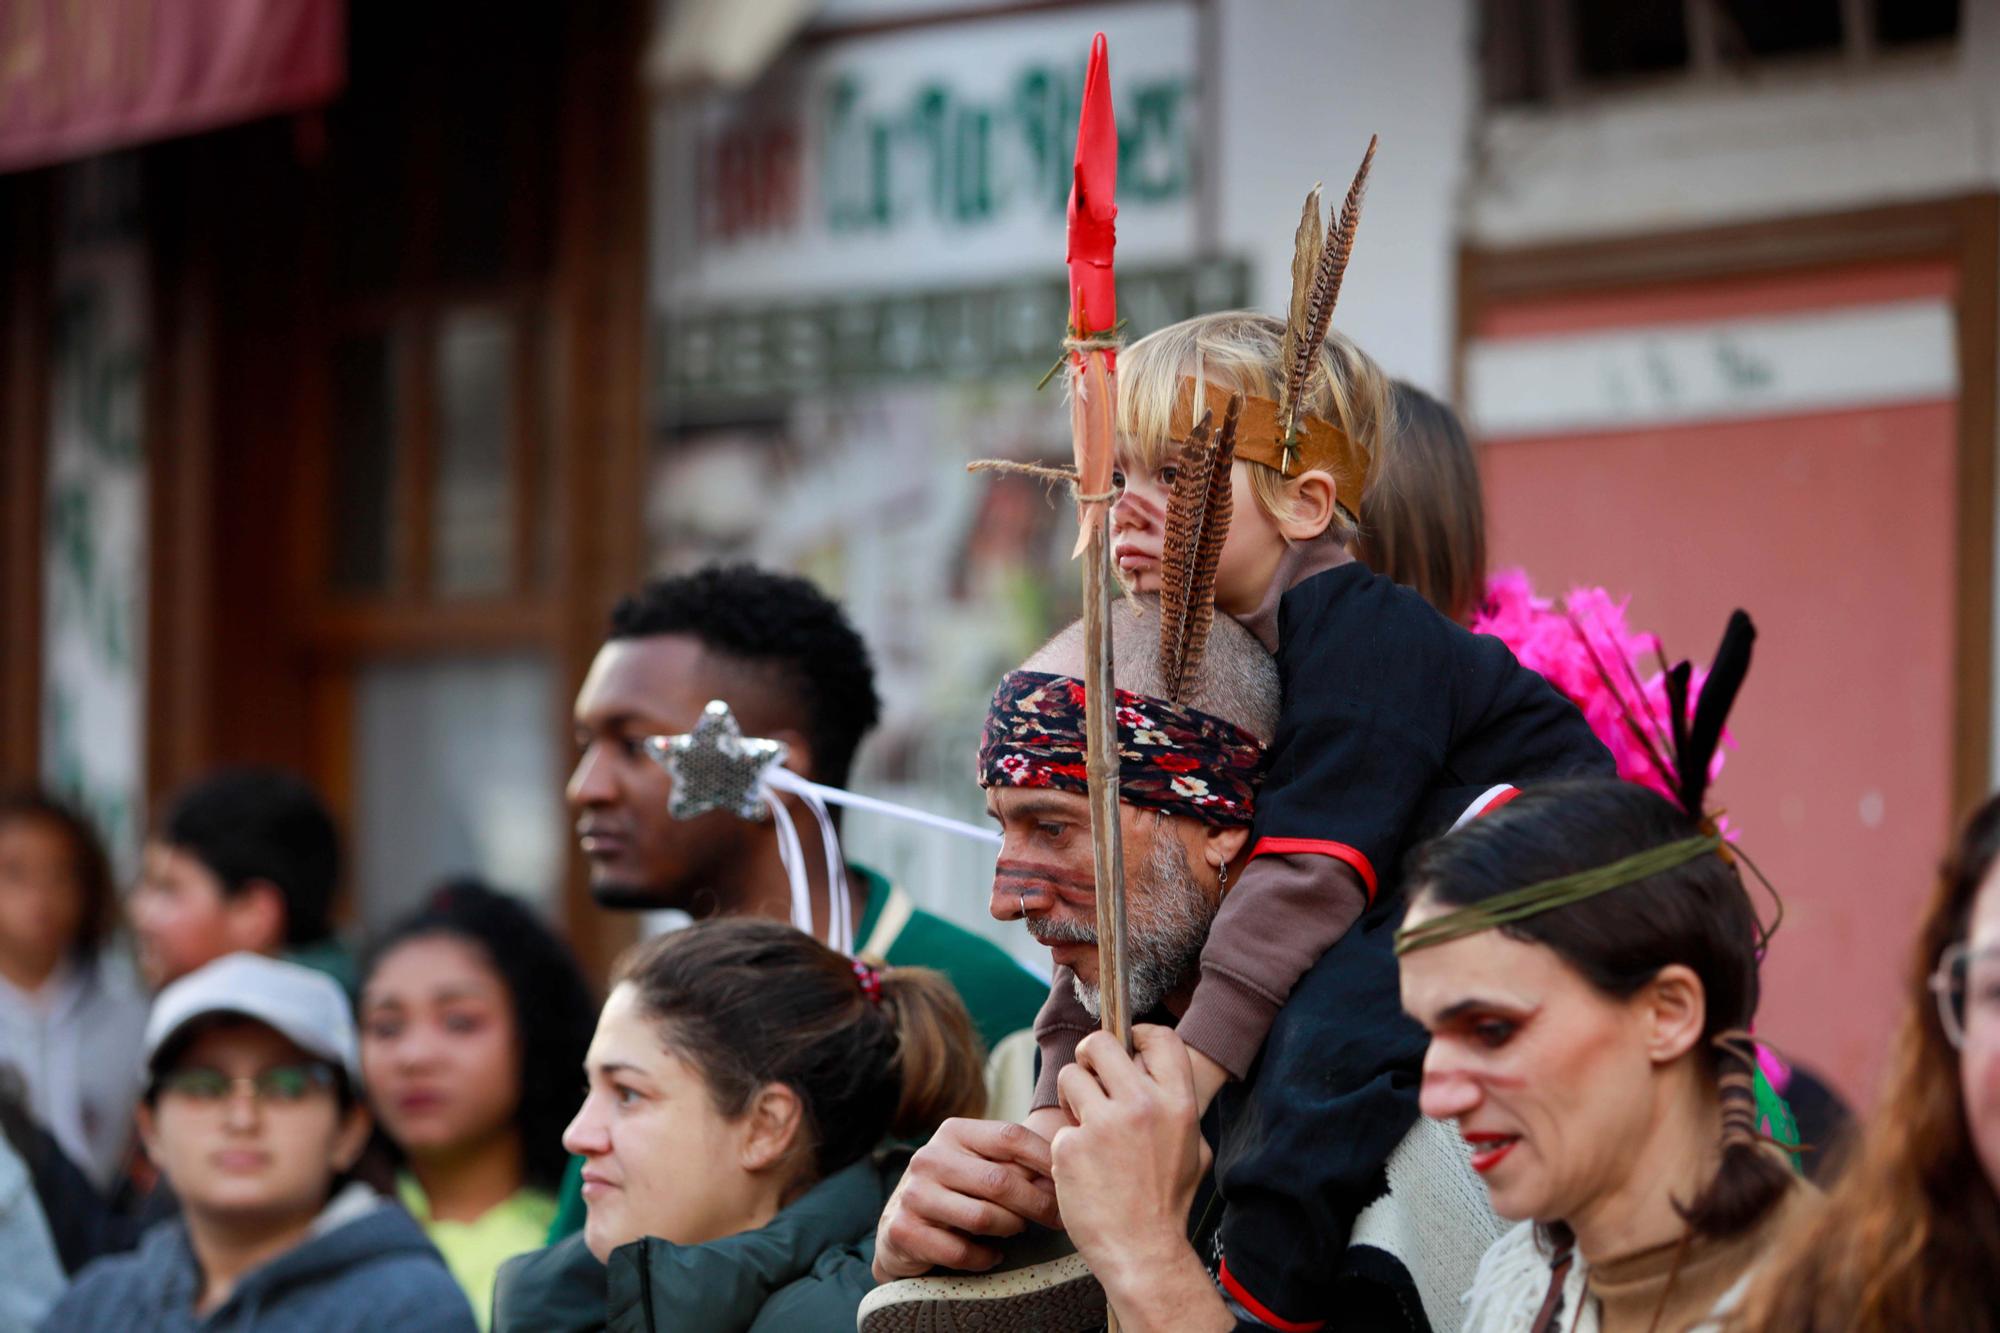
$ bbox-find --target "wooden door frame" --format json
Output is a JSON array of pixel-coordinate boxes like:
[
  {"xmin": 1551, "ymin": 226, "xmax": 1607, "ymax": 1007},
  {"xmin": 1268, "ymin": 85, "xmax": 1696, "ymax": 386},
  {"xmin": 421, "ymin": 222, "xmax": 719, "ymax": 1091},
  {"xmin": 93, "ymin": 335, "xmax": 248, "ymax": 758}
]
[
  {"xmin": 548, "ymin": 0, "xmax": 650, "ymax": 980},
  {"xmin": 1456, "ymin": 194, "xmax": 2000, "ymax": 820},
  {"xmin": 0, "ymin": 173, "xmax": 53, "ymax": 787}
]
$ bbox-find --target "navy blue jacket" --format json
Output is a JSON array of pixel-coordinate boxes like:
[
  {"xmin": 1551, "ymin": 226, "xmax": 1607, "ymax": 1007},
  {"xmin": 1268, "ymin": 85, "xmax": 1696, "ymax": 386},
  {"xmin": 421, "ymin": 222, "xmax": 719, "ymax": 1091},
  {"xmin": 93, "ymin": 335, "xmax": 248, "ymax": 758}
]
[{"xmin": 39, "ymin": 1187, "xmax": 474, "ymax": 1333}]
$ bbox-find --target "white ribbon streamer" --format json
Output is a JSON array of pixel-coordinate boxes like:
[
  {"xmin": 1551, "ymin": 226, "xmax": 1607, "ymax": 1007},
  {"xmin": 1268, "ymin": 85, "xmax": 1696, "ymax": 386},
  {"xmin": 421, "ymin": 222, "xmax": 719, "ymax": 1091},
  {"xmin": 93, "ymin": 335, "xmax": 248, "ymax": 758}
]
[
  {"xmin": 763, "ymin": 790, "xmax": 818, "ymax": 942},
  {"xmin": 763, "ymin": 766, "xmax": 1002, "ymax": 847},
  {"xmin": 651, "ymin": 700, "xmax": 999, "ymax": 958}
]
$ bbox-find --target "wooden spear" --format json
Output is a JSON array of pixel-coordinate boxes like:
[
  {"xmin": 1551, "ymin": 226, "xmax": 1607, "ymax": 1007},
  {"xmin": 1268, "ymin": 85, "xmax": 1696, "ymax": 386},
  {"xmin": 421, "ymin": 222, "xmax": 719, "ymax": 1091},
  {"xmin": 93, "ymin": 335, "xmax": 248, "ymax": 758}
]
[
  {"xmin": 1065, "ymin": 42, "xmax": 1130, "ymax": 1330},
  {"xmin": 1066, "ymin": 33, "xmax": 1129, "ymax": 1054}
]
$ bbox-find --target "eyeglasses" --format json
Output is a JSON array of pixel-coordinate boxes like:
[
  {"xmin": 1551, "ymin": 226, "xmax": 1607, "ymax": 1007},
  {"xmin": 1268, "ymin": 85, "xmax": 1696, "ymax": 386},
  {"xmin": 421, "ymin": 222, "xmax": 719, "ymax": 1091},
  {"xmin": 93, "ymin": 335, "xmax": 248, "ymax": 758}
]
[
  {"xmin": 1928, "ymin": 942, "xmax": 2000, "ymax": 1049},
  {"xmin": 155, "ymin": 1063, "xmax": 338, "ymax": 1106}
]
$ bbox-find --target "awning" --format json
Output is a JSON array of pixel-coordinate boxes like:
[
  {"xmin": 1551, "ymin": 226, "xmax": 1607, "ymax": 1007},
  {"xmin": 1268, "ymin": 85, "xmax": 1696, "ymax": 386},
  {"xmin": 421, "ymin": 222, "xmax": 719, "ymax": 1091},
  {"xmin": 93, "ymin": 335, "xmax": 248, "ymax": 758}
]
[{"xmin": 0, "ymin": 0, "xmax": 345, "ymax": 173}]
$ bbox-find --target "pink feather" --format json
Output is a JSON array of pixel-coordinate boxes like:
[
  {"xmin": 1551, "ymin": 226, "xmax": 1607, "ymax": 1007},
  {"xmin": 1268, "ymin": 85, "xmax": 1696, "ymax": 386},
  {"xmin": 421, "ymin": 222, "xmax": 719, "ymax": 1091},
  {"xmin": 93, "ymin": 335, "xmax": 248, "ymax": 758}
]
[{"xmin": 1472, "ymin": 570, "xmax": 1735, "ymax": 821}]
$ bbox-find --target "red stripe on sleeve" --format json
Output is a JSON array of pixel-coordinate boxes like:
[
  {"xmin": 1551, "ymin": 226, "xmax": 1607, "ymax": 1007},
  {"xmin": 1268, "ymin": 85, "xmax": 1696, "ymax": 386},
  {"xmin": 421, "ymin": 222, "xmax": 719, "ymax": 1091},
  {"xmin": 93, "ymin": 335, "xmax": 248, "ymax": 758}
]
[
  {"xmin": 1249, "ymin": 836, "xmax": 1379, "ymax": 903},
  {"xmin": 1217, "ymin": 1258, "xmax": 1327, "ymax": 1332}
]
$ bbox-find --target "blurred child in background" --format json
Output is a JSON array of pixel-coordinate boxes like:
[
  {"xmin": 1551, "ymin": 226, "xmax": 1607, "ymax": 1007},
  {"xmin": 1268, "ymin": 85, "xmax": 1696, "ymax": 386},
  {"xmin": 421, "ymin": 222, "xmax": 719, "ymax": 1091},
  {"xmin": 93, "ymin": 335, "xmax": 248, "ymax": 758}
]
[{"xmin": 0, "ymin": 790, "xmax": 147, "ymax": 1192}]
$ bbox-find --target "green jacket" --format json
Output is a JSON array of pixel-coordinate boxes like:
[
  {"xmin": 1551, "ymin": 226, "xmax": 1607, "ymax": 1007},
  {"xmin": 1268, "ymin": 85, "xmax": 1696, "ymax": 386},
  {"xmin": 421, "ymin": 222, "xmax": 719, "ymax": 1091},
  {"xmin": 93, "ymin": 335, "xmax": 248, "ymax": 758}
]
[{"xmin": 494, "ymin": 1152, "xmax": 900, "ymax": 1333}]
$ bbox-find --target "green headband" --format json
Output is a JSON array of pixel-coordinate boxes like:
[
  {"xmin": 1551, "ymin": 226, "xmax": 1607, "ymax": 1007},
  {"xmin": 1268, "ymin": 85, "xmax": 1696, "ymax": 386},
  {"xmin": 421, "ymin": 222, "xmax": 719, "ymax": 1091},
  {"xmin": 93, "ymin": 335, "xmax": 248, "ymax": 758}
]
[{"xmin": 1393, "ymin": 835, "xmax": 1725, "ymax": 956}]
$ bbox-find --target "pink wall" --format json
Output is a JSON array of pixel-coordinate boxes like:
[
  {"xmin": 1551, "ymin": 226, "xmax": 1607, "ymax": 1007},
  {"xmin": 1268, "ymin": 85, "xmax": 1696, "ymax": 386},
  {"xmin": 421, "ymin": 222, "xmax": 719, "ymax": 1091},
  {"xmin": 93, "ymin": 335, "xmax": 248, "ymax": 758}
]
[{"xmin": 1476, "ymin": 265, "xmax": 1962, "ymax": 1106}]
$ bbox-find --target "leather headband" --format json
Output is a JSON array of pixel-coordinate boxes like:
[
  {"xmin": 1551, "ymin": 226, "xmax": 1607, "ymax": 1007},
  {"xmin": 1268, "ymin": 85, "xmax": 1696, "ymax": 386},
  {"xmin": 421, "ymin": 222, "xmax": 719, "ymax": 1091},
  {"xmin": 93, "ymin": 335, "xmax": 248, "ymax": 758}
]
[{"xmin": 1170, "ymin": 377, "xmax": 1368, "ymax": 509}]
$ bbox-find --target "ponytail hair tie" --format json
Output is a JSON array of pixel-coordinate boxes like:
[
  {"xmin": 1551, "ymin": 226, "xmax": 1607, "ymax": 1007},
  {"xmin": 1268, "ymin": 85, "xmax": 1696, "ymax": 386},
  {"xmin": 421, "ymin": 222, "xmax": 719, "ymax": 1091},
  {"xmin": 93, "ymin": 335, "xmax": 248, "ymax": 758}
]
[{"xmin": 852, "ymin": 959, "xmax": 884, "ymax": 1006}]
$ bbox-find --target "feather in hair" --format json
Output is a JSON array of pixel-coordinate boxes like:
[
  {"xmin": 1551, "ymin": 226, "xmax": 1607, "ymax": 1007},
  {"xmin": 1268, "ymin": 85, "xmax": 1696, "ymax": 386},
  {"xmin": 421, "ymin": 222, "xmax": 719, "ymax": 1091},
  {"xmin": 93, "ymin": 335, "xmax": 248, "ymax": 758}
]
[
  {"xmin": 1157, "ymin": 408, "xmax": 1214, "ymax": 692},
  {"xmin": 1295, "ymin": 135, "xmax": 1377, "ymax": 430},
  {"xmin": 1273, "ymin": 139, "xmax": 1379, "ymax": 472},
  {"xmin": 1678, "ymin": 611, "xmax": 1755, "ymax": 819},
  {"xmin": 1274, "ymin": 185, "xmax": 1325, "ymax": 469},
  {"xmin": 1475, "ymin": 573, "xmax": 1741, "ymax": 820},
  {"xmin": 1158, "ymin": 395, "xmax": 1241, "ymax": 703}
]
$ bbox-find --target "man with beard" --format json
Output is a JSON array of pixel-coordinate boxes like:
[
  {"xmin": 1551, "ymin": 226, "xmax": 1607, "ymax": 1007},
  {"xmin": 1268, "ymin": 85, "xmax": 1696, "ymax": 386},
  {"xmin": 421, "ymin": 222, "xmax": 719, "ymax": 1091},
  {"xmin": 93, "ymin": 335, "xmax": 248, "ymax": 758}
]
[{"xmin": 863, "ymin": 599, "xmax": 1501, "ymax": 1333}]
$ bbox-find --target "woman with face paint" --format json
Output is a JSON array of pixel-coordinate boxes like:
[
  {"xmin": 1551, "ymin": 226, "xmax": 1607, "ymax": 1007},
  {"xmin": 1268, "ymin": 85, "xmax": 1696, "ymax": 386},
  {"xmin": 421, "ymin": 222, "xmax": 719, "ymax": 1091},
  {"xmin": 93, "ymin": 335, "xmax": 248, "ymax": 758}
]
[
  {"xmin": 1730, "ymin": 792, "xmax": 2000, "ymax": 1330},
  {"xmin": 1396, "ymin": 778, "xmax": 1815, "ymax": 1332}
]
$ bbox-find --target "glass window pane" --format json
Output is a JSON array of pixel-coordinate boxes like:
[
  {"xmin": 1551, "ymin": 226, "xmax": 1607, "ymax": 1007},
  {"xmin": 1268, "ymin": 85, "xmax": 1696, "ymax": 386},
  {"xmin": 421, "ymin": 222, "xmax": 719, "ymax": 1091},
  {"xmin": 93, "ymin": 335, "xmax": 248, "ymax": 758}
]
[
  {"xmin": 1716, "ymin": 0, "xmax": 1841, "ymax": 59},
  {"xmin": 433, "ymin": 310, "xmax": 516, "ymax": 598},
  {"xmin": 1572, "ymin": 0, "xmax": 1688, "ymax": 79},
  {"xmin": 353, "ymin": 654, "xmax": 561, "ymax": 929},
  {"xmin": 329, "ymin": 332, "xmax": 400, "ymax": 594},
  {"xmin": 1878, "ymin": 0, "xmax": 1959, "ymax": 46},
  {"xmin": 1481, "ymin": 0, "xmax": 1548, "ymax": 106}
]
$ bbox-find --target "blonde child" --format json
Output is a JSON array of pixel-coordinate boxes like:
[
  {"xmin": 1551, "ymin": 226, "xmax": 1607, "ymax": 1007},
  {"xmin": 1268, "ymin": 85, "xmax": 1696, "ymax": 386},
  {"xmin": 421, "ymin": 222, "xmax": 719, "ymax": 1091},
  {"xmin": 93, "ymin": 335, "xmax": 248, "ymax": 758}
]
[{"xmin": 1030, "ymin": 310, "xmax": 1612, "ymax": 1115}]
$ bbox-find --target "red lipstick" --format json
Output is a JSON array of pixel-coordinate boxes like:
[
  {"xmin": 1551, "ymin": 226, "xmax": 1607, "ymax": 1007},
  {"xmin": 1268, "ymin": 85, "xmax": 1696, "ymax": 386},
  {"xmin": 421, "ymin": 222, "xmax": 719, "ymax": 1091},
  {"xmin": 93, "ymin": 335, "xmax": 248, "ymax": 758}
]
[{"xmin": 1463, "ymin": 1132, "xmax": 1520, "ymax": 1174}]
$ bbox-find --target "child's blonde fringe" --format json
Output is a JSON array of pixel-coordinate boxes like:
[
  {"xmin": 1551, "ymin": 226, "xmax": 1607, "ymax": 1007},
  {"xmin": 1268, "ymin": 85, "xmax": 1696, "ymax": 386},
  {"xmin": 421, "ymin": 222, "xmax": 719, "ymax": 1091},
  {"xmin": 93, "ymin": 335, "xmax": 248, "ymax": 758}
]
[{"xmin": 1116, "ymin": 311, "xmax": 1393, "ymax": 542}]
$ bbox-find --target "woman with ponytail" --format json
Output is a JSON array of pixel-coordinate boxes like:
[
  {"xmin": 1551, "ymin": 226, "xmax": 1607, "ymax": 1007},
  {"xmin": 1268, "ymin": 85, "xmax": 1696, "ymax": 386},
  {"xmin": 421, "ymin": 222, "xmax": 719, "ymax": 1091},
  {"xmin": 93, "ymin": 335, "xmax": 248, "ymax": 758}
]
[
  {"xmin": 1396, "ymin": 778, "xmax": 1814, "ymax": 1331},
  {"xmin": 493, "ymin": 918, "xmax": 985, "ymax": 1332}
]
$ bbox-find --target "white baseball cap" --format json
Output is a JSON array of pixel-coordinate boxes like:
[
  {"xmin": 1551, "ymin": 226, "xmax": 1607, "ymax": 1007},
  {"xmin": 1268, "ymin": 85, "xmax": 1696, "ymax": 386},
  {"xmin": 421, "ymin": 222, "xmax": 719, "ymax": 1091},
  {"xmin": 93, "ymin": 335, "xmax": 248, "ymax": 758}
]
[{"xmin": 144, "ymin": 952, "xmax": 362, "ymax": 1087}]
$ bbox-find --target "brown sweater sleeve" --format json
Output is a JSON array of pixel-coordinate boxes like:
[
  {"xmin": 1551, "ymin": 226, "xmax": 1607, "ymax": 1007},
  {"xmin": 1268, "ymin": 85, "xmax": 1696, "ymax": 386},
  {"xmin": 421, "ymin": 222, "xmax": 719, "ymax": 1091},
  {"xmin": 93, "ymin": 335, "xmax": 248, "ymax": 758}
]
[
  {"xmin": 1173, "ymin": 852, "xmax": 1368, "ymax": 1080},
  {"xmin": 1030, "ymin": 969, "xmax": 1098, "ymax": 1110}
]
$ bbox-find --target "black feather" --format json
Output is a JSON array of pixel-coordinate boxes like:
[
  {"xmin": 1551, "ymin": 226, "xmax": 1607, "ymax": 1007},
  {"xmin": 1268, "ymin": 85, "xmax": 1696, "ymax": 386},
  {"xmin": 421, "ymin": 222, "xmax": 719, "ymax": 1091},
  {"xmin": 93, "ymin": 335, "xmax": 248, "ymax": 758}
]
[
  {"xmin": 1677, "ymin": 611, "xmax": 1756, "ymax": 818},
  {"xmin": 1664, "ymin": 661, "xmax": 1692, "ymax": 771}
]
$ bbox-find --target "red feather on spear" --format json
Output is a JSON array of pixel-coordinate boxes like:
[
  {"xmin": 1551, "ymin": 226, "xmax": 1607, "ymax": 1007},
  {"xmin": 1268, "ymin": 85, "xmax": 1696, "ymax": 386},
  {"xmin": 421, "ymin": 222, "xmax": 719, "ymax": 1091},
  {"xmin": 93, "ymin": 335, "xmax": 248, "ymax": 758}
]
[{"xmin": 1067, "ymin": 32, "xmax": 1118, "ymax": 555}]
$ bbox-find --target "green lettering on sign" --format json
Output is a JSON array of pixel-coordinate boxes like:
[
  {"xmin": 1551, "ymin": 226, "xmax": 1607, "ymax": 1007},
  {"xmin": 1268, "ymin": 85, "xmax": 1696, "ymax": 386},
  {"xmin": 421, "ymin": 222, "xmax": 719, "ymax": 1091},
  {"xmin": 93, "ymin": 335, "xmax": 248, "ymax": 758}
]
[{"xmin": 821, "ymin": 60, "xmax": 1194, "ymax": 235}]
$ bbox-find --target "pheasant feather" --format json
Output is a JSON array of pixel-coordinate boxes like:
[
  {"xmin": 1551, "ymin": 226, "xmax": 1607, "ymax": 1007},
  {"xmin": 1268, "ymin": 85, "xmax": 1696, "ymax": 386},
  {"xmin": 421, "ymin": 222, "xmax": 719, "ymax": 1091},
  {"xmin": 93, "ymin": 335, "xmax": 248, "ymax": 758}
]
[
  {"xmin": 1274, "ymin": 186, "xmax": 1325, "ymax": 467},
  {"xmin": 1297, "ymin": 135, "xmax": 1377, "ymax": 421},
  {"xmin": 1159, "ymin": 394, "xmax": 1241, "ymax": 703}
]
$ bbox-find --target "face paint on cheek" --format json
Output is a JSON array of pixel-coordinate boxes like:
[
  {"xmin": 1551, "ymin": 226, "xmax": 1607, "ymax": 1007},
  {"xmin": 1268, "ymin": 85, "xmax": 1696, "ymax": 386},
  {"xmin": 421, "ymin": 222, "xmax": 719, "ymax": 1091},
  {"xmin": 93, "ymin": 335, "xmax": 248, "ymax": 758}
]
[{"xmin": 994, "ymin": 860, "xmax": 1097, "ymax": 913}]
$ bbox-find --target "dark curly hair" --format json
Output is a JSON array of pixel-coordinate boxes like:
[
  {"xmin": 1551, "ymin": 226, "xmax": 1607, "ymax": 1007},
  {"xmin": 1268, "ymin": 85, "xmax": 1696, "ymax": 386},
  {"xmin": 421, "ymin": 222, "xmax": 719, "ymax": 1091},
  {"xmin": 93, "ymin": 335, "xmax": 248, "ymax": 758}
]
[
  {"xmin": 159, "ymin": 768, "xmax": 341, "ymax": 948},
  {"xmin": 360, "ymin": 879, "xmax": 597, "ymax": 1193},
  {"xmin": 607, "ymin": 563, "xmax": 882, "ymax": 789},
  {"xmin": 0, "ymin": 789, "xmax": 117, "ymax": 963}
]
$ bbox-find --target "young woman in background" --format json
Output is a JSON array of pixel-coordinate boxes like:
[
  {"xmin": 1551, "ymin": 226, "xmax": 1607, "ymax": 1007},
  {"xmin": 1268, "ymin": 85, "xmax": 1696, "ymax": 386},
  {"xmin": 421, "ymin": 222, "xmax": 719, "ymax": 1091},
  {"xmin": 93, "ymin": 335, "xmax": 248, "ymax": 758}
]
[{"xmin": 359, "ymin": 880, "xmax": 595, "ymax": 1329}]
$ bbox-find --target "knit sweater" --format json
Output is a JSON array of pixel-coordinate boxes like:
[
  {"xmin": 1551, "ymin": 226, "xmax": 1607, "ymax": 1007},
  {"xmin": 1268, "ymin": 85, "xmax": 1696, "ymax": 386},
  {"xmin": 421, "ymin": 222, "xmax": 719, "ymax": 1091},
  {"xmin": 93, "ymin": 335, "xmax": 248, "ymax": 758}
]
[{"xmin": 1458, "ymin": 1180, "xmax": 1819, "ymax": 1333}]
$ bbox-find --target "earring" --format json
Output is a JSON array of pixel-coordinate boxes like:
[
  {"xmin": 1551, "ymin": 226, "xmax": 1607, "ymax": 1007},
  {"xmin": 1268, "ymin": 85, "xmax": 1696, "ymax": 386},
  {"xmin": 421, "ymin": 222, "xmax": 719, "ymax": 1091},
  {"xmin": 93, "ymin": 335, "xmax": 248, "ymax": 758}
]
[{"xmin": 1216, "ymin": 862, "xmax": 1230, "ymax": 891}]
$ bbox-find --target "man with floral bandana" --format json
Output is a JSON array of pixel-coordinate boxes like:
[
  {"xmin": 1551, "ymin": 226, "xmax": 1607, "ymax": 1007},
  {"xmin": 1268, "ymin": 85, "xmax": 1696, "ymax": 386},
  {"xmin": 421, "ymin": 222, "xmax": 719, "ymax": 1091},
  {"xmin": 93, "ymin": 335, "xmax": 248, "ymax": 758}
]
[{"xmin": 864, "ymin": 599, "xmax": 1505, "ymax": 1333}]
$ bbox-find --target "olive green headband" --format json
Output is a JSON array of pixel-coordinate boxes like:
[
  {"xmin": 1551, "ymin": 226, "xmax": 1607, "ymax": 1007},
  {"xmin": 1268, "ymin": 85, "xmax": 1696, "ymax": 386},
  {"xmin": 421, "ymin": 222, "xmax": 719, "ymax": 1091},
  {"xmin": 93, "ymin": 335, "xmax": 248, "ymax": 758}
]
[{"xmin": 1392, "ymin": 835, "xmax": 1726, "ymax": 956}]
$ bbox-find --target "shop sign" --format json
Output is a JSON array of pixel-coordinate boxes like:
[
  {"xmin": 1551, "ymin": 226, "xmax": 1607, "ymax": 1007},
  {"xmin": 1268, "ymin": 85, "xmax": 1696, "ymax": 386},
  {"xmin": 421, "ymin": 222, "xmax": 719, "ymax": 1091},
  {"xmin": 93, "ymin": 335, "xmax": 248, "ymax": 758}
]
[{"xmin": 656, "ymin": 2, "xmax": 1203, "ymax": 306}]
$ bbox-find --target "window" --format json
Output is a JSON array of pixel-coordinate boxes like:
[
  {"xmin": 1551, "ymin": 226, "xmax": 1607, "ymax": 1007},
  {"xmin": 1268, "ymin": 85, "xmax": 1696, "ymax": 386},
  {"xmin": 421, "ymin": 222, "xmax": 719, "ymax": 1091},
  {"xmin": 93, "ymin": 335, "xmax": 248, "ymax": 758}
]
[
  {"xmin": 324, "ymin": 303, "xmax": 547, "ymax": 603},
  {"xmin": 1483, "ymin": 0, "xmax": 1961, "ymax": 105}
]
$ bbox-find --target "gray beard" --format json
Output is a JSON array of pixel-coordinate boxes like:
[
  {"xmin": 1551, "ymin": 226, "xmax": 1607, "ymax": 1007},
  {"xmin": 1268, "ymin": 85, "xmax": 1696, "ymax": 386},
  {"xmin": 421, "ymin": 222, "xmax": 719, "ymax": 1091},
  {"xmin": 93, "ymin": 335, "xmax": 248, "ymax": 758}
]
[{"xmin": 1032, "ymin": 834, "xmax": 1215, "ymax": 1020}]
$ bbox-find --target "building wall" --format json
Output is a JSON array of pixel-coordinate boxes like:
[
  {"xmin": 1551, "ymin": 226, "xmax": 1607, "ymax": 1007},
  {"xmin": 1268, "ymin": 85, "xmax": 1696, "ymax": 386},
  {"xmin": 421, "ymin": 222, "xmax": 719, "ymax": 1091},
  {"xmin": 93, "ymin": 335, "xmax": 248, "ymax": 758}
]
[
  {"xmin": 1463, "ymin": 6, "xmax": 2000, "ymax": 245},
  {"xmin": 1465, "ymin": 2, "xmax": 2000, "ymax": 773},
  {"xmin": 1215, "ymin": 0, "xmax": 1471, "ymax": 394},
  {"xmin": 1460, "ymin": 3, "xmax": 2000, "ymax": 1103}
]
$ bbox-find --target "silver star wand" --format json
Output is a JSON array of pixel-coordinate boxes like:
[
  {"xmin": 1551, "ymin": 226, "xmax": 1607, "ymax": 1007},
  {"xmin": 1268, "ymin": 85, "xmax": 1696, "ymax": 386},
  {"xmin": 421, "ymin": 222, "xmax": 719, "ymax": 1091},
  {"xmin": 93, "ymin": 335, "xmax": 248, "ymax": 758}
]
[{"xmin": 645, "ymin": 701, "xmax": 999, "ymax": 956}]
